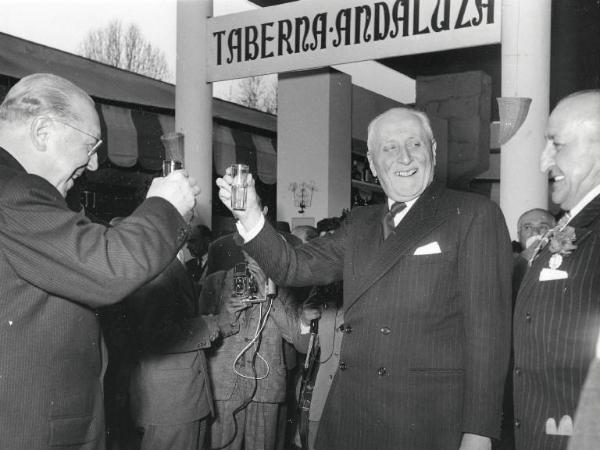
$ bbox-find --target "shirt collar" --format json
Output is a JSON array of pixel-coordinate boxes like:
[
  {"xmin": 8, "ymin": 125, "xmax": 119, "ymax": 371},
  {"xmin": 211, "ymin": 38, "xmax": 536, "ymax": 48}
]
[
  {"xmin": 387, "ymin": 196, "xmax": 418, "ymax": 212},
  {"xmin": 567, "ymin": 183, "xmax": 600, "ymax": 221}
]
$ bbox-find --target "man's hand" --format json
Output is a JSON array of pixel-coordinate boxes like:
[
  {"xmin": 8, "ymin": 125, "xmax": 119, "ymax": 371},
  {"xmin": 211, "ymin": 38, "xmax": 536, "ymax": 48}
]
[
  {"xmin": 459, "ymin": 433, "xmax": 491, "ymax": 450},
  {"xmin": 146, "ymin": 170, "xmax": 200, "ymax": 221},
  {"xmin": 223, "ymin": 296, "xmax": 251, "ymax": 315},
  {"xmin": 301, "ymin": 303, "xmax": 322, "ymax": 327},
  {"xmin": 216, "ymin": 172, "xmax": 263, "ymax": 231},
  {"xmin": 246, "ymin": 258, "xmax": 266, "ymax": 299}
]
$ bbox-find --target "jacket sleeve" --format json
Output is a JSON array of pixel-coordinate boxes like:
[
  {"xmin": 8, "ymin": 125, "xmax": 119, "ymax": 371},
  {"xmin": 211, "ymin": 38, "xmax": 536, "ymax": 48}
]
[
  {"xmin": 243, "ymin": 218, "xmax": 349, "ymax": 287},
  {"xmin": 268, "ymin": 287, "xmax": 303, "ymax": 345},
  {"xmin": 458, "ymin": 201, "xmax": 512, "ymax": 438},
  {"xmin": 1, "ymin": 174, "xmax": 188, "ymax": 307}
]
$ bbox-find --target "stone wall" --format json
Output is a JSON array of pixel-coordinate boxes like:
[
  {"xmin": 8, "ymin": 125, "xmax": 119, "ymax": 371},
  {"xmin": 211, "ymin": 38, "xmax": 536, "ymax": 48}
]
[{"xmin": 416, "ymin": 71, "xmax": 491, "ymax": 191}]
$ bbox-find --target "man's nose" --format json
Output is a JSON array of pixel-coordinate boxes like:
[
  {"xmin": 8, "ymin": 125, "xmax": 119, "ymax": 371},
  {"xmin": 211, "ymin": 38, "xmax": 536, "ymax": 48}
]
[
  {"xmin": 87, "ymin": 153, "xmax": 99, "ymax": 171},
  {"xmin": 396, "ymin": 145, "xmax": 412, "ymax": 164},
  {"xmin": 539, "ymin": 142, "xmax": 554, "ymax": 173}
]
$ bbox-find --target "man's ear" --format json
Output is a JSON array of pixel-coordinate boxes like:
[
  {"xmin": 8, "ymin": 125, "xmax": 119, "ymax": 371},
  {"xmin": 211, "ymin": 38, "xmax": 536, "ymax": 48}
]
[
  {"xmin": 366, "ymin": 152, "xmax": 377, "ymax": 177},
  {"xmin": 29, "ymin": 116, "xmax": 53, "ymax": 152}
]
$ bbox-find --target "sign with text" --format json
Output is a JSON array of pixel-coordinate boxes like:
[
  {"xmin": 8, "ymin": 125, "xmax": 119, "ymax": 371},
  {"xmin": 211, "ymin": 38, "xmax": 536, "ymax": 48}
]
[{"xmin": 207, "ymin": 0, "xmax": 500, "ymax": 82}]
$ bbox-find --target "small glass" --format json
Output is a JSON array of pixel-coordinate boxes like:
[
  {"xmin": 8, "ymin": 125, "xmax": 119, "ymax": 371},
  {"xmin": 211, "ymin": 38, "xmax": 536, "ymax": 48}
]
[
  {"xmin": 160, "ymin": 132, "xmax": 185, "ymax": 176},
  {"xmin": 230, "ymin": 164, "xmax": 250, "ymax": 211},
  {"xmin": 162, "ymin": 160, "xmax": 183, "ymax": 176}
]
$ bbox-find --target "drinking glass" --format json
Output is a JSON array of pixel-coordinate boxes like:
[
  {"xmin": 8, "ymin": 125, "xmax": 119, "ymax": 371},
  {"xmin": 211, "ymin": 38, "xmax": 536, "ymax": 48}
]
[
  {"xmin": 160, "ymin": 132, "xmax": 185, "ymax": 176},
  {"xmin": 230, "ymin": 164, "xmax": 250, "ymax": 211}
]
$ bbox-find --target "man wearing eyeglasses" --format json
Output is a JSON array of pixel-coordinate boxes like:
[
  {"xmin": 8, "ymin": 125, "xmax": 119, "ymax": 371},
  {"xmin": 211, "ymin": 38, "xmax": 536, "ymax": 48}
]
[{"xmin": 0, "ymin": 73, "xmax": 200, "ymax": 449}]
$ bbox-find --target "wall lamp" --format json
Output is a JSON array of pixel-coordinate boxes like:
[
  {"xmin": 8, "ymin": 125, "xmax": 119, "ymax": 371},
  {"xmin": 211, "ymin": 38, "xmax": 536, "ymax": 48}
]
[
  {"xmin": 490, "ymin": 97, "xmax": 532, "ymax": 148},
  {"xmin": 289, "ymin": 181, "xmax": 317, "ymax": 214}
]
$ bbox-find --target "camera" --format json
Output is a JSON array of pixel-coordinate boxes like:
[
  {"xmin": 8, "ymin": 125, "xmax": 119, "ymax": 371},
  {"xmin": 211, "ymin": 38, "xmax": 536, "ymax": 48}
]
[{"xmin": 233, "ymin": 262, "xmax": 261, "ymax": 302}]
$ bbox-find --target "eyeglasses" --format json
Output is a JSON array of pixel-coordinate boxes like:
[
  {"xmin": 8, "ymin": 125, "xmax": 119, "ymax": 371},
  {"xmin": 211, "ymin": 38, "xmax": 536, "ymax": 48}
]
[{"xmin": 52, "ymin": 117, "xmax": 103, "ymax": 156}]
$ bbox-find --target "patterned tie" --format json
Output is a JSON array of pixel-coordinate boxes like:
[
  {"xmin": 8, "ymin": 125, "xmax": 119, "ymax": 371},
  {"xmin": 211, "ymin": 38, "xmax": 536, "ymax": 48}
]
[
  {"xmin": 528, "ymin": 211, "xmax": 571, "ymax": 266},
  {"xmin": 382, "ymin": 201, "xmax": 407, "ymax": 240}
]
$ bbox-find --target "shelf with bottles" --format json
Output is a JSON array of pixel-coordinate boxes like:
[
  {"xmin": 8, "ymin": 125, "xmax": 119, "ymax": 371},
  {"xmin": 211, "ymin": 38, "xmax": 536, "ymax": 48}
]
[
  {"xmin": 351, "ymin": 152, "xmax": 384, "ymax": 208},
  {"xmin": 351, "ymin": 153, "xmax": 382, "ymax": 191}
]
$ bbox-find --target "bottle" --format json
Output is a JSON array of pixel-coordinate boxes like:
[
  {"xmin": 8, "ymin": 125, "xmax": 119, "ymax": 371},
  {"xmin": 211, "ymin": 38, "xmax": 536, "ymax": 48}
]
[
  {"xmin": 351, "ymin": 159, "xmax": 362, "ymax": 180},
  {"xmin": 363, "ymin": 165, "xmax": 373, "ymax": 183}
]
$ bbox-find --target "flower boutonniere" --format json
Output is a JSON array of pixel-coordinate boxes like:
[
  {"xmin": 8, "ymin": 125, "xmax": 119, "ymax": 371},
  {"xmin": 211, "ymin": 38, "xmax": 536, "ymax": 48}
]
[
  {"xmin": 547, "ymin": 225, "xmax": 577, "ymax": 270},
  {"xmin": 548, "ymin": 226, "xmax": 577, "ymax": 255}
]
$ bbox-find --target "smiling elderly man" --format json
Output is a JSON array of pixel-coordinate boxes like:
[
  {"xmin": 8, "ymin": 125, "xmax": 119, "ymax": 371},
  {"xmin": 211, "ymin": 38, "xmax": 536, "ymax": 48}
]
[
  {"xmin": 0, "ymin": 73, "xmax": 199, "ymax": 449},
  {"xmin": 216, "ymin": 107, "xmax": 512, "ymax": 450},
  {"xmin": 513, "ymin": 90, "xmax": 600, "ymax": 450}
]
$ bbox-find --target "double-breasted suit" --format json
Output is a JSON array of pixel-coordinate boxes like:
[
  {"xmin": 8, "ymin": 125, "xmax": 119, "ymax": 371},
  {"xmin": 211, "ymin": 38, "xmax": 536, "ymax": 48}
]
[
  {"xmin": 0, "ymin": 148, "xmax": 188, "ymax": 449},
  {"xmin": 513, "ymin": 195, "xmax": 600, "ymax": 450},
  {"xmin": 244, "ymin": 181, "xmax": 513, "ymax": 449}
]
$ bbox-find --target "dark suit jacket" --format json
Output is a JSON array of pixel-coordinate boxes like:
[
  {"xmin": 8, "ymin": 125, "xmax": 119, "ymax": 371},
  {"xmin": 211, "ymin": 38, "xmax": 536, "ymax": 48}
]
[
  {"xmin": 0, "ymin": 148, "xmax": 188, "ymax": 449},
  {"xmin": 127, "ymin": 259, "xmax": 238, "ymax": 426},
  {"xmin": 244, "ymin": 181, "xmax": 513, "ymax": 449},
  {"xmin": 513, "ymin": 195, "xmax": 600, "ymax": 450}
]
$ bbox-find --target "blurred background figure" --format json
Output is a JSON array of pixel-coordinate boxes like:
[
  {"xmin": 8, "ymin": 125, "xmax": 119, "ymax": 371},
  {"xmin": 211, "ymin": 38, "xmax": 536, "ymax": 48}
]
[
  {"xmin": 294, "ymin": 216, "xmax": 344, "ymax": 450},
  {"xmin": 185, "ymin": 223, "xmax": 213, "ymax": 290},
  {"xmin": 200, "ymin": 247, "xmax": 306, "ymax": 450},
  {"xmin": 292, "ymin": 225, "xmax": 319, "ymax": 243},
  {"xmin": 513, "ymin": 208, "xmax": 556, "ymax": 297}
]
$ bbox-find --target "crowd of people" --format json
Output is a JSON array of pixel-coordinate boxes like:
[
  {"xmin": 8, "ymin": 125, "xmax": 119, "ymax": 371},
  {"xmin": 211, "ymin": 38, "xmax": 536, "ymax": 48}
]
[{"xmin": 1, "ymin": 72, "xmax": 600, "ymax": 450}]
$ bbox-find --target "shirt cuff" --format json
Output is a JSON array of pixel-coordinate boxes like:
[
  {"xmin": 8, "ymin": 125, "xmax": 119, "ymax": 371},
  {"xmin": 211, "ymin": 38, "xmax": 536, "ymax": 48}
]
[
  {"xmin": 299, "ymin": 321, "xmax": 311, "ymax": 335},
  {"xmin": 236, "ymin": 214, "xmax": 265, "ymax": 243}
]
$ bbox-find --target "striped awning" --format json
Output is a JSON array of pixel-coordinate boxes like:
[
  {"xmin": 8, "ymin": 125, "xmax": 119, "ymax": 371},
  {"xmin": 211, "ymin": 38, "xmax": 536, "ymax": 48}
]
[{"xmin": 96, "ymin": 104, "xmax": 278, "ymax": 184}]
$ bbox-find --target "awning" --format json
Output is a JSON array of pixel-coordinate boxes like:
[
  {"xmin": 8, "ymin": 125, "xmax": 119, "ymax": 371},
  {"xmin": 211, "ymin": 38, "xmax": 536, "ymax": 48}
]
[{"xmin": 95, "ymin": 104, "xmax": 278, "ymax": 184}]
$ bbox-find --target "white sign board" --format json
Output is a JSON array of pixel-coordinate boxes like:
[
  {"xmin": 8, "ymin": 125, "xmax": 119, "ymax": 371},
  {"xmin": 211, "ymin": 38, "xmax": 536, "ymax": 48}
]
[{"xmin": 207, "ymin": 0, "xmax": 501, "ymax": 82}]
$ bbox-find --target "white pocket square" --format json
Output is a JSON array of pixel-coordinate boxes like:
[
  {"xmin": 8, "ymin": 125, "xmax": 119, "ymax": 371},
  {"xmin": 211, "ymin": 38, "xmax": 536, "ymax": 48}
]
[
  {"xmin": 545, "ymin": 415, "xmax": 573, "ymax": 436},
  {"xmin": 539, "ymin": 268, "xmax": 568, "ymax": 281},
  {"xmin": 413, "ymin": 241, "xmax": 442, "ymax": 255}
]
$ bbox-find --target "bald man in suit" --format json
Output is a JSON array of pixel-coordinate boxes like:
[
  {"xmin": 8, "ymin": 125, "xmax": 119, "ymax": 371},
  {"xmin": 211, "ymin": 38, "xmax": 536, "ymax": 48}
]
[
  {"xmin": 216, "ymin": 107, "xmax": 512, "ymax": 450},
  {"xmin": 513, "ymin": 90, "xmax": 600, "ymax": 450}
]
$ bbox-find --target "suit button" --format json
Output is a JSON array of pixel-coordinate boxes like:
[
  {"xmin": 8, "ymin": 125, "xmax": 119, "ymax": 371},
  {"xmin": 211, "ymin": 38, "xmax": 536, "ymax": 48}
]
[
  {"xmin": 380, "ymin": 326, "xmax": 391, "ymax": 335},
  {"xmin": 338, "ymin": 324, "xmax": 345, "ymax": 333},
  {"xmin": 514, "ymin": 419, "xmax": 521, "ymax": 428},
  {"xmin": 515, "ymin": 367, "xmax": 522, "ymax": 376},
  {"xmin": 525, "ymin": 313, "xmax": 532, "ymax": 322},
  {"xmin": 377, "ymin": 367, "xmax": 388, "ymax": 376},
  {"xmin": 339, "ymin": 361, "xmax": 347, "ymax": 371},
  {"xmin": 344, "ymin": 325, "xmax": 352, "ymax": 334}
]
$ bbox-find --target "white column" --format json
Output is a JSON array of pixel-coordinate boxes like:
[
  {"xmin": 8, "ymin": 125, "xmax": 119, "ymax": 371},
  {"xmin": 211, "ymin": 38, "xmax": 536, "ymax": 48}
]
[
  {"xmin": 500, "ymin": 0, "xmax": 551, "ymax": 239},
  {"xmin": 176, "ymin": 0, "xmax": 213, "ymax": 226},
  {"xmin": 277, "ymin": 69, "xmax": 352, "ymax": 226}
]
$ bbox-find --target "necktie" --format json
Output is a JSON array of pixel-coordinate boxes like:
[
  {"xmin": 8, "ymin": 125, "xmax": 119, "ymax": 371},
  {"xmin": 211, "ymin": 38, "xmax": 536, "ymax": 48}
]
[{"xmin": 382, "ymin": 201, "xmax": 407, "ymax": 240}]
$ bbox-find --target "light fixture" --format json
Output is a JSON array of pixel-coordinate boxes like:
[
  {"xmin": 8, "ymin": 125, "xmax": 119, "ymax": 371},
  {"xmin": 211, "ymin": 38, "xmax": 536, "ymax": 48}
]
[
  {"xmin": 490, "ymin": 97, "xmax": 532, "ymax": 148},
  {"xmin": 289, "ymin": 181, "xmax": 317, "ymax": 214}
]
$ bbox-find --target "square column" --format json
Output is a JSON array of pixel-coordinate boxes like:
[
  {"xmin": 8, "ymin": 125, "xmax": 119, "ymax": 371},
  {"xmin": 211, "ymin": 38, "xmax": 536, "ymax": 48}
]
[{"xmin": 277, "ymin": 69, "xmax": 352, "ymax": 225}]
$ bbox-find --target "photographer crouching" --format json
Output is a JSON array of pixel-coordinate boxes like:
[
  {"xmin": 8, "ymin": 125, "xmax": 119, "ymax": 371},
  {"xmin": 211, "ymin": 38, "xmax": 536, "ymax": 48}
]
[{"xmin": 200, "ymin": 245, "xmax": 306, "ymax": 450}]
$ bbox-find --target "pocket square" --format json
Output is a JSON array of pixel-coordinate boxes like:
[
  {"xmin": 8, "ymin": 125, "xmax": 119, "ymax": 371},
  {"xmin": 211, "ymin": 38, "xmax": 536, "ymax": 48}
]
[
  {"xmin": 545, "ymin": 415, "xmax": 573, "ymax": 436},
  {"xmin": 413, "ymin": 241, "xmax": 442, "ymax": 255},
  {"xmin": 539, "ymin": 268, "xmax": 568, "ymax": 281}
]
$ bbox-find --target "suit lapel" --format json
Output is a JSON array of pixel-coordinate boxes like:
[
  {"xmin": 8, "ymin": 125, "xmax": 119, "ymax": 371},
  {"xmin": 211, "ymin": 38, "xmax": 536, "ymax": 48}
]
[{"xmin": 346, "ymin": 182, "xmax": 446, "ymax": 311}]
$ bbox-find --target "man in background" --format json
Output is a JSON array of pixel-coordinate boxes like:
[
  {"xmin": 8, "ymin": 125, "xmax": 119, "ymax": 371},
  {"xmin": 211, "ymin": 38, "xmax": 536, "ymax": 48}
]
[
  {"xmin": 513, "ymin": 208, "xmax": 556, "ymax": 296},
  {"xmin": 0, "ymin": 73, "xmax": 199, "ymax": 449},
  {"xmin": 217, "ymin": 107, "xmax": 512, "ymax": 450}
]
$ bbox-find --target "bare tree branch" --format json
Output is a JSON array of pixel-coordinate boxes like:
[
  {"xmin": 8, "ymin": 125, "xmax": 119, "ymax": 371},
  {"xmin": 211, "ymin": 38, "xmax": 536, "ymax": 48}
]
[
  {"xmin": 234, "ymin": 76, "xmax": 277, "ymax": 114},
  {"xmin": 78, "ymin": 19, "xmax": 171, "ymax": 82}
]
